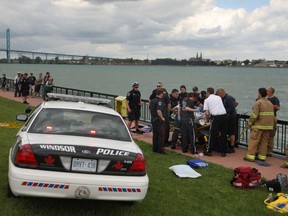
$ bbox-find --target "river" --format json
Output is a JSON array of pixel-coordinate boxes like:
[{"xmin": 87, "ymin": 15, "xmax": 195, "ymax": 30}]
[{"xmin": 0, "ymin": 64, "xmax": 287, "ymax": 120}]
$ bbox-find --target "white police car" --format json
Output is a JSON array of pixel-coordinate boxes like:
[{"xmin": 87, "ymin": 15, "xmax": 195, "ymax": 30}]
[{"xmin": 8, "ymin": 94, "xmax": 149, "ymax": 202}]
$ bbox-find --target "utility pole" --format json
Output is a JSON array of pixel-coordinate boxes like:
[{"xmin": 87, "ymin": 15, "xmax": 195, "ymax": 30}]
[{"xmin": 6, "ymin": 28, "xmax": 10, "ymax": 64}]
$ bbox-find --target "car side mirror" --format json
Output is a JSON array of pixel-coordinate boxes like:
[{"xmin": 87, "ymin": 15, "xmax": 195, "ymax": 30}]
[{"xmin": 16, "ymin": 114, "xmax": 28, "ymax": 122}]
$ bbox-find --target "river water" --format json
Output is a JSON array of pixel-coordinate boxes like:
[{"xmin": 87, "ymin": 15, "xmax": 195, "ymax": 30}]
[{"xmin": 1, "ymin": 64, "xmax": 287, "ymax": 120}]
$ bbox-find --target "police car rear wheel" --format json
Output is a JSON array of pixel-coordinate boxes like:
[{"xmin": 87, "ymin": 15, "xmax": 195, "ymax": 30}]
[
  {"xmin": 6, "ymin": 182, "xmax": 15, "ymax": 198},
  {"xmin": 120, "ymin": 201, "xmax": 136, "ymax": 206}
]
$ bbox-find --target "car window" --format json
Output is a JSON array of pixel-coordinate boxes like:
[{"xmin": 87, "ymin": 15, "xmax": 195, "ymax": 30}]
[
  {"xmin": 28, "ymin": 108, "xmax": 131, "ymax": 141},
  {"xmin": 22, "ymin": 105, "xmax": 42, "ymax": 132}
]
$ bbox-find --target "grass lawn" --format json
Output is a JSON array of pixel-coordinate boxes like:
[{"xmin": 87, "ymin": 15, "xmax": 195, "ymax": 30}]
[{"xmin": 0, "ymin": 96, "xmax": 279, "ymax": 216}]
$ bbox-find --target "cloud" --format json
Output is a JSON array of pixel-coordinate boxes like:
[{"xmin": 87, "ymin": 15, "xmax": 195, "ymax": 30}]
[{"xmin": 0, "ymin": 0, "xmax": 287, "ymax": 60}]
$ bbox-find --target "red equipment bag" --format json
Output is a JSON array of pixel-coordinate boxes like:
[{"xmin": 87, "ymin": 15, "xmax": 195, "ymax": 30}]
[{"xmin": 230, "ymin": 166, "xmax": 261, "ymax": 189}]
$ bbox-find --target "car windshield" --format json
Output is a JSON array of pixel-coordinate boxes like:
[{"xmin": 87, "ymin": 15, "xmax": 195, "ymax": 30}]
[{"xmin": 28, "ymin": 108, "xmax": 131, "ymax": 141}]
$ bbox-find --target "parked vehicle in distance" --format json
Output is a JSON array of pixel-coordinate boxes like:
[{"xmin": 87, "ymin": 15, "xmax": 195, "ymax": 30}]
[{"xmin": 8, "ymin": 94, "xmax": 149, "ymax": 203}]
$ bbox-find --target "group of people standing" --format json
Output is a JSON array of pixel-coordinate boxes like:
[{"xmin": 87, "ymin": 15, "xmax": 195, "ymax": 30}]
[
  {"xmin": 125, "ymin": 81, "xmax": 287, "ymax": 169},
  {"xmin": 13, "ymin": 71, "xmax": 54, "ymax": 103}
]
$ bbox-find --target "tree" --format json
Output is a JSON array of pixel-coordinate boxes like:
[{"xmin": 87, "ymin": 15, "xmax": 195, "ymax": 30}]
[
  {"xmin": 242, "ymin": 59, "xmax": 250, "ymax": 65},
  {"xmin": 35, "ymin": 56, "xmax": 42, "ymax": 64}
]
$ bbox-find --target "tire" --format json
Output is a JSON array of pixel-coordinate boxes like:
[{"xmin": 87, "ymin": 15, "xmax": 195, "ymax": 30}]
[
  {"xmin": 120, "ymin": 201, "xmax": 136, "ymax": 206},
  {"xmin": 6, "ymin": 182, "xmax": 15, "ymax": 198}
]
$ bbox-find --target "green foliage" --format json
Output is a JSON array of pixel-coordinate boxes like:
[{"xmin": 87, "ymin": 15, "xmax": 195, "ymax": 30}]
[{"xmin": 0, "ymin": 97, "xmax": 278, "ymax": 216}]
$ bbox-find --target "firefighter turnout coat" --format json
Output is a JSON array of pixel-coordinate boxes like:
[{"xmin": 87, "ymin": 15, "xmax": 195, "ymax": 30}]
[{"xmin": 246, "ymin": 97, "xmax": 275, "ymax": 161}]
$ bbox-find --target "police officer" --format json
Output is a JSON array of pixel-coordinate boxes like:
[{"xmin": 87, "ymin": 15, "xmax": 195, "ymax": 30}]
[
  {"xmin": 169, "ymin": 89, "xmax": 180, "ymax": 149},
  {"xmin": 149, "ymin": 82, "xmax": 163, "ymax": 102},
  {"xmin": 162, "ymin": 88, "xmax": 171, "ymax": 146},
  {"xmin": 181, "ymin": 92, "xmax": 200, "ymax": 154},
  {"xmin": 126, "ymin": 82, "xmax": 142, "ymax": 133},
  {"xmin": 245, "ymin": 88, "xmax": 275, "ymax": 162},
  {"xmin": 150, "ymin": 89, "xmax": 166, "ymax": 154}
]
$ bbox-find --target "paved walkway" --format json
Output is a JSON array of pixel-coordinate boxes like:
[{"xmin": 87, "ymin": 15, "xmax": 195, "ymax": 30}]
[{"xmin": 0, "ymin": 90, "xmax": 286, "ymax": 180}]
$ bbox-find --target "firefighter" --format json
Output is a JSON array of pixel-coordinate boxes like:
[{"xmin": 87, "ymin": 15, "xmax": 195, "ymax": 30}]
[{"xmin": 245, "ymin": 88, "xmax": 275, "ymax": 162}]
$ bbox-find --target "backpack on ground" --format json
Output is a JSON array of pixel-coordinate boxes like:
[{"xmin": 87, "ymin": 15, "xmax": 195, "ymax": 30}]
[
  {"xmin": 264, "ymin": 193, "xmax": 288, "ymax": 213},
  {"xmin": 187, "ymin": 159, "xmax": 208, "ymax": 169},
  {"xmin": 264, "ymin": 173, "xmax": 288, "ymax": 192},
  {"xmin": 230, "ymin": 166, "xmax": 261, "ymax": 189}
]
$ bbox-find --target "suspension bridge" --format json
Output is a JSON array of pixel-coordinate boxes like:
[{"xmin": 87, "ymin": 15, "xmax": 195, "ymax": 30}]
[{"xmin": 0, "ymin": 29, "xmax": 115, "ymax": 64}]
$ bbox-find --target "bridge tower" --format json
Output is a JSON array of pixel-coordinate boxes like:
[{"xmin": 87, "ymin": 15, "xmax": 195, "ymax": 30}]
[{"xmin": 6, "ymin": 28, "xmax": 10, "ymax": 64}]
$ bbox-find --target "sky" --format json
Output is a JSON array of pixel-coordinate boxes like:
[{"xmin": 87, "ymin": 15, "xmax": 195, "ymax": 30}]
[{"xmin": 0, "ymin": 0, "xmax": 287, "ymax": 61}]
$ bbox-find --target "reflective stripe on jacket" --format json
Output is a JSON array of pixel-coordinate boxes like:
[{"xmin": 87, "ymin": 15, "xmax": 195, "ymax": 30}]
[{"xmin": 248, "ymin": 97, "xmax": 275, "ymax": 130}]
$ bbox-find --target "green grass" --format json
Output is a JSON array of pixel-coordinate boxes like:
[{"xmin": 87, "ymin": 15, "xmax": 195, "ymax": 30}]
[{"xmin": 0, "ymin": 96, "xmax": 279, "ymax": 216}]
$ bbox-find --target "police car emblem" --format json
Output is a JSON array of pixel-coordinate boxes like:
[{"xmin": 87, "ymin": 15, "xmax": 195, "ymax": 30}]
[
  {"xmin": 74, "ymin": 186, "xmax": 90, "ymax": 199},
  {"xmin": 82, "ymin": 150, "xmax": 91, "ymax": 154}
]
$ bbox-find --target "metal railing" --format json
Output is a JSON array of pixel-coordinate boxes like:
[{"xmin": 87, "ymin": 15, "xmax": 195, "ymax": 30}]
[{"xmin": 1, "ymin": 78, "xmax": 287, "ymax": 156}]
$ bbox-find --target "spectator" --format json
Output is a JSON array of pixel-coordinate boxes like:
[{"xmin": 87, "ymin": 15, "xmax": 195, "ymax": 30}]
[
  {"xmin": 20, "ymin": 73, "xmax": 30, "ymax": 104},
  {"xmin": 14, "ymin": 72, "xmax": 21, "ymax": 97},
  {"xmin": 42, "ymin": 72, "xmax": 50, "ymax": 99},
  {"xmin": 2, "ymin": 74, "xmax": 7, "ymax": 91},
  {"xmin": 27, "ymin": 73, "xmax": 36, "ymax": 97},
  {"xmin": 43, "ymin": 76, "xmax": 54, "ymax": 101},
  {"xmin": 34, "ymin": 73, "xmax": 43, "ymax": 97}
]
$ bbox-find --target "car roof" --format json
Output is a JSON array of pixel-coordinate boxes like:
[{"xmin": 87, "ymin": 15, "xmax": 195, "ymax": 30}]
[{"xmin": 41, "ymin": 100, "xmax": 119, "ymax": 116}]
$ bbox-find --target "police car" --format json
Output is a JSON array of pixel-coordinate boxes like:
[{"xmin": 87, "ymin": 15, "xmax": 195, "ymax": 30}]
[{"xmin": 8, "ymin": 93, "xmax": 149, "ymax": 202}]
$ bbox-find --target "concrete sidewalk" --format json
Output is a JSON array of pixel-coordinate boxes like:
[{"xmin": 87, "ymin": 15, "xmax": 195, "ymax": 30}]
[{"xmin": 0, "ymin": 90, "xmax": 286, "ymax": 179}]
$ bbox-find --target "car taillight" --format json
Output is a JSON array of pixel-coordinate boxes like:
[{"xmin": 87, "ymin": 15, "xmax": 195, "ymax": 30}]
[
  {"xmin": 128, "ymin": 153, "xmax": 146, "ymax": 173},
  {"xmin": 15, "ymin": 144, "xmax": 38, "ymax": 167}
]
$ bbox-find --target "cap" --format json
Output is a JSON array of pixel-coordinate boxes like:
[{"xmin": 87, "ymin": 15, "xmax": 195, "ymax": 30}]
[{"xmin": 132, "ymin": 82, "xmax": 139, "ymax": 87}]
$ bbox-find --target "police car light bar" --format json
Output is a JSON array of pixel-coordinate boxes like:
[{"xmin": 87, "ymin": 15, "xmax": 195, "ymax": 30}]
[{"xmin": 47, "ymin": 93, "xmax": 112, "ymax": 107}]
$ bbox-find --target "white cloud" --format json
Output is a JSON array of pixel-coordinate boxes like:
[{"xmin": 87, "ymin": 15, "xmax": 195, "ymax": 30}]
[{"xmin": 0, "ymin": 0, "xmax": 287, "ymax": 60}]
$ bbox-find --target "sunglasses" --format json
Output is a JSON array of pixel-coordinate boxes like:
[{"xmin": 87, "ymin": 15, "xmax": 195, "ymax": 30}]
[
  {"xmin": 134, "ymin": 86, "xmax": 139, "ymax": 88},
  {"xmin": 157, "ymin": 85, "xmax": 162, "ymax": 87}
]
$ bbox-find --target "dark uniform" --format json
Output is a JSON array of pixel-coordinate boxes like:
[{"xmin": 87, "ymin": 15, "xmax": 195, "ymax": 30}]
[
  {"xmin": 222, "ymin": 94, "xmax": 237, "ymax": 138},
  {"xmin": 161, "ymin": 91, "xmax": 170, "ymax": 145},
  {"xmin": 181, "ymin": 97, "xmax": 197, "ymax": 153},
  {"xmin": 178, "ymin": 92, "xmax": 188, "ymax": 103},
  {"xmin": 126, "ymin": 89, "xmax": 141, "ymax": 121},
  {"xmin": 150, "ymin": 97, "xmax": 166, "ymax": 153},
  {"xmin": 267, "ymin": 95, "xmax": 280, "ymax": 155},
  {"xmin": 170, "ymin": 95, "xmax": 180, "ymax": 149},
  {"xmin": 20, "ymin": 78, "xmax": 30, "ymax": 97},
  {"xmin": 149, "ymin": 89, "xmax": 157, "ymax": 101}
]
